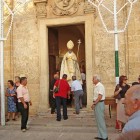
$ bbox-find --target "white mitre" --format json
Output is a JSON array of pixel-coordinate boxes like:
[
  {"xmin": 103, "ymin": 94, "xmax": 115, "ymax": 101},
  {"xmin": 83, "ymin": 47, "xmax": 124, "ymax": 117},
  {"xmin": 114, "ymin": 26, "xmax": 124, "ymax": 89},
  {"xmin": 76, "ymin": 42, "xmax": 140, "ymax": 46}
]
[{"xmin": 67, "ymin": 40, "xmax": 74, "ymax": 50}]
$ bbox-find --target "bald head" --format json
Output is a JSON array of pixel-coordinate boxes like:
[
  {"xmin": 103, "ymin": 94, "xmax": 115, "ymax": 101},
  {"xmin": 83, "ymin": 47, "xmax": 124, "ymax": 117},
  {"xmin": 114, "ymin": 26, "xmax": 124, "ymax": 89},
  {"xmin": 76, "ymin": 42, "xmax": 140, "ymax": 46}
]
[
  {"xmin": 124, "ymin": 85, "xmax": 140, "ymax": 116},
  {"xmin": 126, "ymin": 85, "xmax": 140, "ymax": 100}
]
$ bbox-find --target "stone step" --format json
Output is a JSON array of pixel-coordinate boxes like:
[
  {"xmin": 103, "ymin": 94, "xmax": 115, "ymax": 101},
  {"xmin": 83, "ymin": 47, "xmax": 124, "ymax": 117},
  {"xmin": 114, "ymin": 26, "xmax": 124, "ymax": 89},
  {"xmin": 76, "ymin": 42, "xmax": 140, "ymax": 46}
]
[
  {"xmin": 5, "ymin": 113, "xmax": 116, "ymax": 128},
  {"xmin": 39, "ymin": 108, "xmax": 116, "ymax": 119},
  {"xmin": 4, "ymin": 107, "xmax": 116, "ymax": 129}
]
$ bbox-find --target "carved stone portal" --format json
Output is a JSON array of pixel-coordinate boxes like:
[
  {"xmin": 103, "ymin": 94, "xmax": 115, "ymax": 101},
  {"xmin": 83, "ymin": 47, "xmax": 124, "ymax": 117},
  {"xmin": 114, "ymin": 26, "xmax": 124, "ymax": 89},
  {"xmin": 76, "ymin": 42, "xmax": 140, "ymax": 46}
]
[{"xmin": 52, "ymin": 0, "xmax": 79, "ymax": 16}]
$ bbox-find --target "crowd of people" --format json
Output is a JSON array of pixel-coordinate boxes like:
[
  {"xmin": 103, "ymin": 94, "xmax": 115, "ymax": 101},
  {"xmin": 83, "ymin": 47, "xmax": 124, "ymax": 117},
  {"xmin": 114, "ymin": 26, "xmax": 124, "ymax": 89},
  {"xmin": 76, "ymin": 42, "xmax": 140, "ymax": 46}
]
[
  {"xmin": 5, "ymin": 73, "xmax": 140, "ymax": 139},
  {"xmin": 49, "ymin": 73, "xmax": 140, "ymax": 140}
]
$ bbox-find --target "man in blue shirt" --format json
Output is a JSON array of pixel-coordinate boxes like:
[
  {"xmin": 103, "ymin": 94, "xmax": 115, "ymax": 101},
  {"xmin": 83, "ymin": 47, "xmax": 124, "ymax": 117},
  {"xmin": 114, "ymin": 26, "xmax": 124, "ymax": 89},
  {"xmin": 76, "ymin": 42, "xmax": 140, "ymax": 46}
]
[
  {"xmin": 71, "ymin": 76, "xmax": 83, "ymax": 114},
  {"xmin": 122, "ymin": 85, "xmax": 140, "ymax": 133}
]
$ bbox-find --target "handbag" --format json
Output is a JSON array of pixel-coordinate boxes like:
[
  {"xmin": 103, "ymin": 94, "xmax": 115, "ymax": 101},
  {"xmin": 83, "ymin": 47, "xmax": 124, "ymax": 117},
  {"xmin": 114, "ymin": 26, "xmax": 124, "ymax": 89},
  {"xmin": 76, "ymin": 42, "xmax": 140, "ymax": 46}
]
[
  {"xmin": 13, "ymin": 95, "xmax": 18, "ymax": 103},
  {"xmin": 11, "ymin": 88, "xmax": 17, "ymax": 103},
  {"xmin": 53, "ymin": 87, "xmax": 59, "ymax": 93},
  {"xmin": 114, "ymin": 93, "xmax": 121, "ymax": 100},
  {"xmin": 53, "ymin": 80, "xmax": 61, "ymax": 93}
]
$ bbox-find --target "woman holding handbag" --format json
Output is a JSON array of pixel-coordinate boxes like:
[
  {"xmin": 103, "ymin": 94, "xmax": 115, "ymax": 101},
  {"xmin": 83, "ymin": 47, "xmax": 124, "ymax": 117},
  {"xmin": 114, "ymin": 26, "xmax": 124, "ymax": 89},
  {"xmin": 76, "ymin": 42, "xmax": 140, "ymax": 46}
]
[{"xmin": 114, "ymin": 75, "xmax": 130, "ymax": 132}]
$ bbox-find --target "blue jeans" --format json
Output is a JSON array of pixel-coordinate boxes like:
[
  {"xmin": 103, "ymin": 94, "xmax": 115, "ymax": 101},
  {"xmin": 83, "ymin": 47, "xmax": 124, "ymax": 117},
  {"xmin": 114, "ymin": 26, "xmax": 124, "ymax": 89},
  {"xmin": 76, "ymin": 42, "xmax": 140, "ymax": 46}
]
[{"xmin": 55, "ymin": 96, "xmax": 68, "ymax": 120}]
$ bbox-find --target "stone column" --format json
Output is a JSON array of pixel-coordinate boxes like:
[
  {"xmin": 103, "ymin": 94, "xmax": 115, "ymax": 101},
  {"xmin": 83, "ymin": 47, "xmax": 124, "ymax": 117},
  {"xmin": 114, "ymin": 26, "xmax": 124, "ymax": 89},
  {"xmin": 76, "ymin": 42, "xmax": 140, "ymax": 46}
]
[
  {"xmin": 85, "ymin": 17, "xmax": 94, "ymax": 109},
  {"xmin": 34, "ymin": 0, "xmax": 48, "ymax": 115},
  {"xmin": 37, "ymin": 20, "xmax": 49, "ymax": 115}
]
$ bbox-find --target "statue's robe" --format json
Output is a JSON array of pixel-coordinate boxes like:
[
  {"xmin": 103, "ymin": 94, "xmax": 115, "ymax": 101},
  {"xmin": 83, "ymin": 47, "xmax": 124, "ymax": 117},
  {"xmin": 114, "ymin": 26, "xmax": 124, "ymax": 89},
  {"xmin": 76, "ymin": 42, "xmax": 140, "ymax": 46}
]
[{"xmin": 60, "ymin": 51, "xmax": 82, "ymax": 86}]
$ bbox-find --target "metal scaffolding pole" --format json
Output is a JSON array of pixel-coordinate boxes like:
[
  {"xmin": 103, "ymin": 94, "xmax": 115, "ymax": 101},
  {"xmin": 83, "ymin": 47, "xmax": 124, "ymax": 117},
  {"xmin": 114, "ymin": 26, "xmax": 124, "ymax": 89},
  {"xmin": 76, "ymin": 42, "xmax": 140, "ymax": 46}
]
[
  {"xmin": 113, "ymin": 0, "xmax": 119, "ymax": 84},
  {"xmin": 0, "ymin": 0, "xmax": 5, "ymax": 126},
  {"xmin": 88, "ymin": 0, "xmax": 138, "ymax": 84}
]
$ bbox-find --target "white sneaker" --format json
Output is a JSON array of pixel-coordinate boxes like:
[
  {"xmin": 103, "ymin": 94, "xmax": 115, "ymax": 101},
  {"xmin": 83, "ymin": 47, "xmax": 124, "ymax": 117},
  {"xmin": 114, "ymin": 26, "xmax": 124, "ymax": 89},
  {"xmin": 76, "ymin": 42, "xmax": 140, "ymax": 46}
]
[{"xmin": 22, "ymin": 129, "xmax": 26, "ymax": 132}]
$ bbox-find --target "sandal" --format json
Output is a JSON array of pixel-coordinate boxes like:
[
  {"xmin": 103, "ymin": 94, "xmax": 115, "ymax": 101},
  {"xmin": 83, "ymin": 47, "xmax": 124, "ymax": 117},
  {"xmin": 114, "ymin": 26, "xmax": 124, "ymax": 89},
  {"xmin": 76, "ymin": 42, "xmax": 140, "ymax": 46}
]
[
  {"xmin": 6, "ymin": 119, "xmax": 10, "ymax": 122},
  {"xmin": 12, "ymin": 119, "xmax": 16, "ymax": 121}
]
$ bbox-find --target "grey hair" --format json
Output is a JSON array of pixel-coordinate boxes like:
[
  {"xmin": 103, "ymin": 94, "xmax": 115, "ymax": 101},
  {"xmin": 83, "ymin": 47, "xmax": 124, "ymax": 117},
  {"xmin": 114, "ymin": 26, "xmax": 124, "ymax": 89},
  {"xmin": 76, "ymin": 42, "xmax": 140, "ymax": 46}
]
[
  {"xmin": 93, "ymin": 74, "xmax": 101, "ymax": 82},
  {"xmin": 131, "ymin": 85, "xmax": 140, "ymax": 100},
  {"xmin": 72, "ymin": 76, "xmax": 76, "ymax": 80}
]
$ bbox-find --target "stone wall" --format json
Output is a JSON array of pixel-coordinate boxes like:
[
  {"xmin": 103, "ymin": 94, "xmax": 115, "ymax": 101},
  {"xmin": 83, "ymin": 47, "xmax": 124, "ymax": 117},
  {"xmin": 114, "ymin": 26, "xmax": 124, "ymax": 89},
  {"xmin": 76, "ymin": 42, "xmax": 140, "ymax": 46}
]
[
  {"xmin": 92, "ymin": 1, "xmax": 140, "ymax": 96},
  {"xmin": 126, "ymin": 1, "xmax": 140, "ymax": 81},
  {"xmin": 3, "ymin": 0, "xmax": 140, "ymax": 114},
  {"xmin": 12, "ymin": 2, "xmax": 39, "ymax": 115},
  {"xmin": 3, "ymin": 0, "xmax": 14, "ymax": 112}
]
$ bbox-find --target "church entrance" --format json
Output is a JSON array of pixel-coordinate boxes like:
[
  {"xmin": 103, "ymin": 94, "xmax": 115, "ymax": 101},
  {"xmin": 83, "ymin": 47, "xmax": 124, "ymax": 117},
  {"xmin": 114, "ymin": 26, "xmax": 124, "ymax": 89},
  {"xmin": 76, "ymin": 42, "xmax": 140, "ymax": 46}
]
[
  {"xmin": 48, "ymin": 24, "xmax": 87, "ymax": 107},
  {"xmin": 38, "ymin": 15, "xmax": 93, "ymax": 113}
]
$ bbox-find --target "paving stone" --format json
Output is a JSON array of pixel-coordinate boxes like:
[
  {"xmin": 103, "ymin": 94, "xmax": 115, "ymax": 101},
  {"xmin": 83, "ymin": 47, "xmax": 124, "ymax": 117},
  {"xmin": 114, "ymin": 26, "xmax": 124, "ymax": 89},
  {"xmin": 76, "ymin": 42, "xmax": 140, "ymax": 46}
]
[{"xmin": 0, "ymin": 109, "xmax": 120, "ymax": 140}]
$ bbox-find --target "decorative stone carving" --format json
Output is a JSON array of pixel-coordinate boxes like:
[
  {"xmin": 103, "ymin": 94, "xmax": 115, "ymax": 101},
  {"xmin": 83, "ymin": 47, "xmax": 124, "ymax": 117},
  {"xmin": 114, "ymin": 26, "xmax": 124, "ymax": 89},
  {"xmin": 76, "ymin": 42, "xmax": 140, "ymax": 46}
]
[
  {"xmin": 52, "ymin": 0, "xmax": 79, "ymax": 16},
  {"xmin": 84, "ymin": 1, "xmax": 96, "ymax": 17},
  {"xmin": 34, "ymin": 0, "xmax": 48, "ymax": 18}
]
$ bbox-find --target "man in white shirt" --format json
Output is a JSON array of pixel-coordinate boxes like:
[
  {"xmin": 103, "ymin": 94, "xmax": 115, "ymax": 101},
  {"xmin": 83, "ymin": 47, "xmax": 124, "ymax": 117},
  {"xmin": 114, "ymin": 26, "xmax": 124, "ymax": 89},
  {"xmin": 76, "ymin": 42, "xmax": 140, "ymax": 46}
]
[
  {"xmin": 91, "ymin": 75, "xmax": 108, "ymax": 140},
  {"xmin": 71, "ymin": 76, "xmax": 84, "ymax": 114}
]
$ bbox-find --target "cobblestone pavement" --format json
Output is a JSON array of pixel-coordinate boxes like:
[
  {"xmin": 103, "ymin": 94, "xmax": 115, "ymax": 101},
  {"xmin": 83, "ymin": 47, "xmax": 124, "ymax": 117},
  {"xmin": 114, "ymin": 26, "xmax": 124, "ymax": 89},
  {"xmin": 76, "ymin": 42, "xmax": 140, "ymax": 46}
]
[{"xmin": 0, "ymin": 109, "xmax": 120, "ymax": 140}]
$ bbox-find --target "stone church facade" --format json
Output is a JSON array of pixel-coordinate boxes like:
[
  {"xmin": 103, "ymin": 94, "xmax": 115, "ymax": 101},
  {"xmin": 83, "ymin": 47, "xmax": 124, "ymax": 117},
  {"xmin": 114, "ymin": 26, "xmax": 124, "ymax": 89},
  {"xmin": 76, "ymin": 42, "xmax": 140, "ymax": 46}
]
[{"xmin": 3, "ymin": 0, "xmax": 140, "ymax": 115}]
